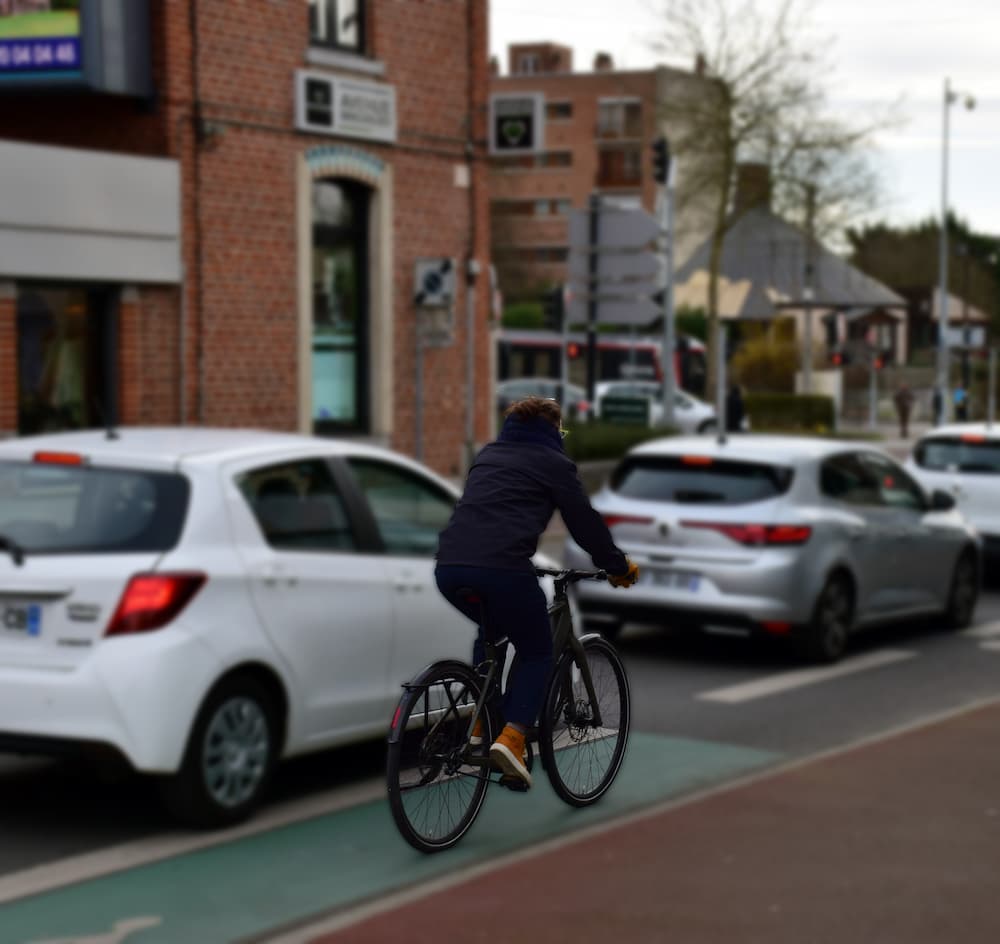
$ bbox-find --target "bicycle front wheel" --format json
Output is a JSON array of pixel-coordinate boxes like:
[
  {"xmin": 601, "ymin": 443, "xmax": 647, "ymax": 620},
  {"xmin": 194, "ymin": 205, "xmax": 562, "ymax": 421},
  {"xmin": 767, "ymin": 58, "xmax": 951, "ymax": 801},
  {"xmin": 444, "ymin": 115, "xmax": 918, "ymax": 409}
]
[
  {"xmin": 539, "ymin": 636, "xmax": 630, "ymax": 807},
  {"xmin": 386, "ymin": 660, "xmax": 494, "ymax": 853}
]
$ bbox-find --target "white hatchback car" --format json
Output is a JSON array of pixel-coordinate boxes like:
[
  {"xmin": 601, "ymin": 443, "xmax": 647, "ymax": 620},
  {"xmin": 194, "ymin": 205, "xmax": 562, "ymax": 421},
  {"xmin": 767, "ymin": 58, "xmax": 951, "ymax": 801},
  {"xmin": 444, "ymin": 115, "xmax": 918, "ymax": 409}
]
[
  {"xmin": 905, "ymin": 423, "xmax": 1000, "ymax": 576},
  {"xmin": 0, "ymin": 427, "xmax": 524, "ymax": 827}
]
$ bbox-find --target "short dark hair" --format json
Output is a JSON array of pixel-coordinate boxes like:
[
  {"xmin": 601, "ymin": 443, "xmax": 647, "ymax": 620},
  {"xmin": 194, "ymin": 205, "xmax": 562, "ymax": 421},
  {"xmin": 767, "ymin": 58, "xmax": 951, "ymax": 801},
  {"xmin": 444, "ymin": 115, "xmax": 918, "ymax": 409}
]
[{"xmin": 504, "ymin": 396, "xmax": 562, "ymax": 427}]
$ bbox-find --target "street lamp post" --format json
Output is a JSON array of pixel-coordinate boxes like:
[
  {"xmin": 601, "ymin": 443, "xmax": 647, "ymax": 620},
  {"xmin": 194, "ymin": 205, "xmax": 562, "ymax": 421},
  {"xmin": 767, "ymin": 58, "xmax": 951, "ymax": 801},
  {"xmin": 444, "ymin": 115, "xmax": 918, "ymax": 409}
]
[{"xmin": 936, "ymin": 77, "xmax": 975, "ymax": 426}]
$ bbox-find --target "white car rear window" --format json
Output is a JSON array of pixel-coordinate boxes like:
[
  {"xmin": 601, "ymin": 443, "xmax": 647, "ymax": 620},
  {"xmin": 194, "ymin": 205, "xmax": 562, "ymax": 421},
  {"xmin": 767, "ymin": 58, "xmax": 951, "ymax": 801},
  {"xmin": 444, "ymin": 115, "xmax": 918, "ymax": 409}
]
[
  {"xmin": 0, "ymin": 461, "xmax": 190, "ymax": 554},
  {"xmin": 611, "ymin": 456, "xmax": 794, "ymax": 505},
  {"xmin": 914, "ymin": 438, "xmax": 1000, "ymax": 474}
]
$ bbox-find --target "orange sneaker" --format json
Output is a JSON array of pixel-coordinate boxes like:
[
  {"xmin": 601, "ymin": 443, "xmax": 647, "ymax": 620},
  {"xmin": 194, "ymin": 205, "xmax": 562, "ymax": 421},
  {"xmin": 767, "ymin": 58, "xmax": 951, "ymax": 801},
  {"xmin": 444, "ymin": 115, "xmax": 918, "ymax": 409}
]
[
  {"xmin": 489, "ymin": 725, "xmax": 531, "ymax": 788},
  {"xmin": 470, "ymin": 718, "xmax": 485, "ymax": 747}
]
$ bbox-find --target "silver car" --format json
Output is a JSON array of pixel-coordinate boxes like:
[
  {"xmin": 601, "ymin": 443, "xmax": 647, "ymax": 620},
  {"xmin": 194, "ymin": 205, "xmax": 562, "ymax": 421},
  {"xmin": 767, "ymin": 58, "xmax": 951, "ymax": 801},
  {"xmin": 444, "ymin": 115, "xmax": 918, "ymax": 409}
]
[{"xmin": 566, "ymin": 435, "xmax": 980, "ymax": 662}]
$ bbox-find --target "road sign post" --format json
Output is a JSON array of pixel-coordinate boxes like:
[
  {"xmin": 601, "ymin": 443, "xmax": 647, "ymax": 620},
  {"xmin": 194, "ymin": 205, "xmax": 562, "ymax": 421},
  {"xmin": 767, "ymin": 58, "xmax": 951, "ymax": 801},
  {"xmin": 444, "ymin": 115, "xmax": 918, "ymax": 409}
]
[
  {"xmin": 568, "ymin": 201, "xmax": 664, "ymax": 403},
  {"xmin": 656, "ymin": 137, "xmax": 677, "ymax": 428}
]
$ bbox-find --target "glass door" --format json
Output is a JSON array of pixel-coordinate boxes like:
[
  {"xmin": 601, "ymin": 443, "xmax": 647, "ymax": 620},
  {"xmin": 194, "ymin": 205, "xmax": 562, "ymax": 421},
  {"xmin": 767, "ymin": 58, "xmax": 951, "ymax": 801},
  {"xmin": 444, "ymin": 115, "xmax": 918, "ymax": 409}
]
[{"xmin": 312, "ymin": 179, "xmax": 369, "ymax": 433}]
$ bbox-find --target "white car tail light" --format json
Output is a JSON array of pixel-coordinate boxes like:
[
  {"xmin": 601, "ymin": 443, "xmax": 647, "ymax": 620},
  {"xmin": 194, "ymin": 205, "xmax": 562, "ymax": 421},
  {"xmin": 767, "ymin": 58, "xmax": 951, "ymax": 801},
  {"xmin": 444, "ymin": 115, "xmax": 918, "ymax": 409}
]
[
  {"xmin": 680, "ymin": 521, "xmax": 812, "ymax": 547},
  {"xmin": 105, "ymin": 573, "xmax": 206, "ymax": 636}
]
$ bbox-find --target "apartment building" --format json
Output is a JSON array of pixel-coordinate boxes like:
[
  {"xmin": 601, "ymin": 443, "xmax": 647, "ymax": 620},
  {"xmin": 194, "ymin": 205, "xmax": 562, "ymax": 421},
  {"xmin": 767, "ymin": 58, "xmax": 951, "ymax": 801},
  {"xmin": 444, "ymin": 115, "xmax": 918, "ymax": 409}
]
[
  {"xmin": 0, "ymin": 0, "xmax": 489, "ymax": 475},
  {"xmin": 488, "ymin": 42, "xmax": 716, "ymax": 303}
]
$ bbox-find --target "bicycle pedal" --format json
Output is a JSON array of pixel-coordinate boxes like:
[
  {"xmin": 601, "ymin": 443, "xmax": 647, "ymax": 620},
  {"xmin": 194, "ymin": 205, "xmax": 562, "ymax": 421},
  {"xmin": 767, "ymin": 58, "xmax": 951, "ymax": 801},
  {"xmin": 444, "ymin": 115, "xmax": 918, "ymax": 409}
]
[{"xmin": 498, "ymin": 774, "xmax": 530, "ymax": 793}]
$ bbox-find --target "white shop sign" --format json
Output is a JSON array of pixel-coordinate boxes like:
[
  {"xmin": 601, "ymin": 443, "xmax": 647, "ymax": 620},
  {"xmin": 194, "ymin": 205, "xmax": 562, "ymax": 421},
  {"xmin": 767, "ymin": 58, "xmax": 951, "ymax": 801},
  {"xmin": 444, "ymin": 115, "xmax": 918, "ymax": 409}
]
[{"xmin": 295, "ymin": 69, "xmax": 397, "ymax": 144}]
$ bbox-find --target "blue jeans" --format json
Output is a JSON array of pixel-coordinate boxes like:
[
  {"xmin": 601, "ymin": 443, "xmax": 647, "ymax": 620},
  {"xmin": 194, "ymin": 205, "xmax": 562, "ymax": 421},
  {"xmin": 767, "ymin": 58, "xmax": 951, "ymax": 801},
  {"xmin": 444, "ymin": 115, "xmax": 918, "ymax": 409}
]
[{"xmin": 434, "ymin": 564, "xmax": 553, "ymax": 729}]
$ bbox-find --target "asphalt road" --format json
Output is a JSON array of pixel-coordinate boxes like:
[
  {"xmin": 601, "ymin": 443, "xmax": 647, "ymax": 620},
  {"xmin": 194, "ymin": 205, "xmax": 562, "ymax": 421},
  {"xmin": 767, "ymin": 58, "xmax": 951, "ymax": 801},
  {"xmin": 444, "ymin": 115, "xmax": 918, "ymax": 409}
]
[{"xmin": 0, "ymin": 590, "xmax": 998, "ymax": 915}]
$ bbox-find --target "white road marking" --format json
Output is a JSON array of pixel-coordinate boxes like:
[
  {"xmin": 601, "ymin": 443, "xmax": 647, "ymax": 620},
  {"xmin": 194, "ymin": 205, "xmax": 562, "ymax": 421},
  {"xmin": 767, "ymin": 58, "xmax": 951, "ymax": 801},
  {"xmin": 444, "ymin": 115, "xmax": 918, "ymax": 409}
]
[
  {"xmin": 962, "ymin": 620, "xmax": 1000, "ymax": 639},
  {"xmin": 0, "ymin": 778, "xmax": 384, "ymax": 907},
  {"xmin": 697, "ymin": 649, "xmax": 918, "ymax": 704},
  {"xmin": 27, "ymin": 916, "xmax": 161, "ymax": 944}
]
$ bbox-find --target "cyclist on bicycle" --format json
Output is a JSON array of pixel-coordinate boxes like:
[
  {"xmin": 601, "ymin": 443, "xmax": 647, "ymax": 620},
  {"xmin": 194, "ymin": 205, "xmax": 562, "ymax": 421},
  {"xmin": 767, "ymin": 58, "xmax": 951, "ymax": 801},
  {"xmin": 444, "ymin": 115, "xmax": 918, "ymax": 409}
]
[{"xmin": 435, "ymin": 395, "xmax": 639, "ymax": 788}]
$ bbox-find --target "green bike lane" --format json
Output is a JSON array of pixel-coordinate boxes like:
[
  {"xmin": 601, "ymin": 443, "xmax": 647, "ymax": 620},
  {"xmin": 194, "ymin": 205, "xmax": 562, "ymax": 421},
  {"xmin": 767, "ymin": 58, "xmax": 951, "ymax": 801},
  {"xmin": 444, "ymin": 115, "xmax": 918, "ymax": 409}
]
[{"xmin": 0, "ymin": 733, "xmax": 778, "ymax": 943}]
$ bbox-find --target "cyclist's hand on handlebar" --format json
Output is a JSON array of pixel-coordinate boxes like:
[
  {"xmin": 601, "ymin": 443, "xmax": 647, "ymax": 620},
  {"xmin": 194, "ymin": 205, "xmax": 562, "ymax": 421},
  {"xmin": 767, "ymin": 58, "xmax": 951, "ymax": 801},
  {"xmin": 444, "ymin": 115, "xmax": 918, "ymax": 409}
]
[{"xmin": 608, "ymin": 559, "xmax": 640, "ymax": 589}]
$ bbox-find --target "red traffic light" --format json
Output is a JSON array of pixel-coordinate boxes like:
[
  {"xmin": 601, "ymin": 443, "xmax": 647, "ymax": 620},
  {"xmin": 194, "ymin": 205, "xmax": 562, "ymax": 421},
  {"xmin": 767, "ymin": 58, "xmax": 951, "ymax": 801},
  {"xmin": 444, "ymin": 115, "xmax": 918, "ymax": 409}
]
[
  {"xmin": 567, "ymin": 342, "xmax": 581, "ymax": 359},
  {"xmin": 830, "ymin": 351, "xmax": 845, "ymax": 367}
]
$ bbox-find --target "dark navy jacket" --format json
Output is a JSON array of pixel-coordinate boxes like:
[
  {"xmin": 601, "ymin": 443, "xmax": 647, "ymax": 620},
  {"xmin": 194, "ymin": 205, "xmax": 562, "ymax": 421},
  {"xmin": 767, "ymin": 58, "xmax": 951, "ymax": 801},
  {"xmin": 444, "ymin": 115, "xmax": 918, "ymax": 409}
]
[{"xmin": 436, "ymin": 415, "xmax": 629, "ymax": 576}]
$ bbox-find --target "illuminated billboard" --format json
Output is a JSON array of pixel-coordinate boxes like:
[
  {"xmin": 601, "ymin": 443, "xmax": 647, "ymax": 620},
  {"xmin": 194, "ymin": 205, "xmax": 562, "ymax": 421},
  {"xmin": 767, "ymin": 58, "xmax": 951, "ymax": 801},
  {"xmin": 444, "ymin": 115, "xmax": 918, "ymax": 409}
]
[{"xmin": 0, "ymin": 1, "xmax": 81, "ymax": 78}]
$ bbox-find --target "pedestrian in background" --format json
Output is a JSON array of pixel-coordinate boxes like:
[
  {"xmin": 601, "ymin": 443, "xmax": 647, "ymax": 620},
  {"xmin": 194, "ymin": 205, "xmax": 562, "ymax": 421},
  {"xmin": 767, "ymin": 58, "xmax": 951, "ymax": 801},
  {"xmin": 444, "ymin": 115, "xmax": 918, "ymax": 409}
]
[
  {"xmin": 954, "ymin": 386, "xmax": 969, "ymax": 421},
  {"xmin": 893, "ymin": 382, "xmax": 915, "ymax": 438},
  {"xmin": 725, "ymin": 383, "xmax": 745, "ymax": 432}
]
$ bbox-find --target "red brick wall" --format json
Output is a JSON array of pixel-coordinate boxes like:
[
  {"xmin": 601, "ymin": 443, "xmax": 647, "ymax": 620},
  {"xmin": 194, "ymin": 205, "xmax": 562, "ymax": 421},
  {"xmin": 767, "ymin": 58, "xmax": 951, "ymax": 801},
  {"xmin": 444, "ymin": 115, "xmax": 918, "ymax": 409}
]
[
  {"xmin": 0, "ymin": 290, "xmax": 15, "ymax": 435},
  {"xmin": 1, "ymin": 1, "xmax": 491, "ymax": 475}
]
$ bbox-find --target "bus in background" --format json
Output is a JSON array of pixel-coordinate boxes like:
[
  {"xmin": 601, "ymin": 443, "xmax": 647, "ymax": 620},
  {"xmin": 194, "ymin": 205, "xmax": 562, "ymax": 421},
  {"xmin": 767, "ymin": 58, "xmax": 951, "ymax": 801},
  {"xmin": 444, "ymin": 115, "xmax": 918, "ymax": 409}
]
[{"xmin": 497, "ymin": 330, "xmax": 707, "ymax": 397}]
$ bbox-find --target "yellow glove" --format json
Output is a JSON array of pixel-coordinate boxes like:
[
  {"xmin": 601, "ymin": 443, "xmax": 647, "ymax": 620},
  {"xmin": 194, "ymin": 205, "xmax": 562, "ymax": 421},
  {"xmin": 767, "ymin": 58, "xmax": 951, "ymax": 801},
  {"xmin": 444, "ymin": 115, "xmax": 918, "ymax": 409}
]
[{"xmin": 608, "ymin": 559, "xmax": 640, "ymax": 588}]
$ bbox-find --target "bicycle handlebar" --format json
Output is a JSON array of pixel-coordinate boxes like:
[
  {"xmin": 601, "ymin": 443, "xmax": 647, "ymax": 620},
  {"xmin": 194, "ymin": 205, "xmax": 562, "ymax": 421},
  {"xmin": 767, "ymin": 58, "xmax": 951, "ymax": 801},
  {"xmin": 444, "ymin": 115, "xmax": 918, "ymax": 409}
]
[{"xmin": 534, "ymin": 567, "xmax": 607, "ymax": 584}]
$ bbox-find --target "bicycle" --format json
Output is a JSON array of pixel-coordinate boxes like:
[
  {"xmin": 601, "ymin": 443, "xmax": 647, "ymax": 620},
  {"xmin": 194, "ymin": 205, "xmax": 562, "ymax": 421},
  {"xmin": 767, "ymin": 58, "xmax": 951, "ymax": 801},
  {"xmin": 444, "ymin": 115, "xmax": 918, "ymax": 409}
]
[{"xmin": 386, "ymin": 567, "xmax": 631, "ymax": 853}]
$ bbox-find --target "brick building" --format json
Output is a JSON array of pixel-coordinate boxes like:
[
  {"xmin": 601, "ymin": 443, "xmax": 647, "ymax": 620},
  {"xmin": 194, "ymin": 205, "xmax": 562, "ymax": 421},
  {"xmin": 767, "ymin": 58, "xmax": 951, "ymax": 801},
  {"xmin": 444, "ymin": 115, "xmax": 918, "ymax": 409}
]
[
  {"xmin": 0, "ymin": 0, "xmax": 490, "ymax": 475},
  {"xmin": 488, "ymin": 43, "xmax": 716, "ymax": 303}
]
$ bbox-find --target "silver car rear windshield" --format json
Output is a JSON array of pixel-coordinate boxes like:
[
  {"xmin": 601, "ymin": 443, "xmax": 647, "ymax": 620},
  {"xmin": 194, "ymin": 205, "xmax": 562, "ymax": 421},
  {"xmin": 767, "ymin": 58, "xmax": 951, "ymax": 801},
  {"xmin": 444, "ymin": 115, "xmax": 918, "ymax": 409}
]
[
  {"xmin": 0, "ymin": 461, "xmax": 190, "ymax": 554},
  {"xmin": 914, "ymin": 437, "xmax": 1000, "ymax": 474},
  {"xmin": 611, "ymin": 456, "xmax": 794, "ymax": 504}
]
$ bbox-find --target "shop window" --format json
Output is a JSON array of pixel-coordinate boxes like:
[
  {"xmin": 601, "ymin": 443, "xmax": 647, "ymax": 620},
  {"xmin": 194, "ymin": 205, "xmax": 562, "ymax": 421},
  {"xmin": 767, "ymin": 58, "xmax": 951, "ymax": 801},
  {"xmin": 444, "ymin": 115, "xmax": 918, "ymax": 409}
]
[
  {"xmin": 16, "ymin": 285, "xmax": 117, "ymax": 435},
  {"xmin": 309, "ymin": 0, "xmax": 364, "ymax": 53},
  {"xmin": 312, "ymin": 179, "xmax": 370, "ymax": 433}
]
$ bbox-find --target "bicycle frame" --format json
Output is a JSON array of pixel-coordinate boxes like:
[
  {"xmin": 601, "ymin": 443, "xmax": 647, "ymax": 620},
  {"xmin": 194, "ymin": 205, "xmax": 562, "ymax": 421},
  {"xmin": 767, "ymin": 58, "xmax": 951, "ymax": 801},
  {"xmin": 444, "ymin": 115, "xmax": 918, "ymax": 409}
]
[{"xmin": 548, "ymin": 580, "xmax": 605, "ymax": 730}]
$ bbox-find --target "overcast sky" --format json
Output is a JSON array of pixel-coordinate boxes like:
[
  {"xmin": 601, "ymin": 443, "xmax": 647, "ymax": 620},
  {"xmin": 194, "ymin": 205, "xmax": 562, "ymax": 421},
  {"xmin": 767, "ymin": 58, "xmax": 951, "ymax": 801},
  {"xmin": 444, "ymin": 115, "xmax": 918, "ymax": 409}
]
[{"xmin": 491, "ymin": 0, "xmax": 1000, "ymax": 240}]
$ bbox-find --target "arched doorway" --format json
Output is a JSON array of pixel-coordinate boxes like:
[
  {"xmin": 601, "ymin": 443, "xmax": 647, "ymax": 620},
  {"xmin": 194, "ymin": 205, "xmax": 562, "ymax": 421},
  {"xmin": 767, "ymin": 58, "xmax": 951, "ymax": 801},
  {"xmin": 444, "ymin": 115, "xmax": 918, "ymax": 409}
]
[{"xmin": 311, "ymin": 177, "xmax": 370, "ymax": 433}]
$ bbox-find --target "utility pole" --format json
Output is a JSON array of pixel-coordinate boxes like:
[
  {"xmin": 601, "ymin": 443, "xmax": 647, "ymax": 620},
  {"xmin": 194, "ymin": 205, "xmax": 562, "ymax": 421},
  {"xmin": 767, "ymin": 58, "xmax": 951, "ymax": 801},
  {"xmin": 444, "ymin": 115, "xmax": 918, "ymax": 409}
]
[
  {"xmin": 802, "ymin": 184, "xmax": 816, "ymax": 394},
  {"xmin": 653, "ymin": 135, "xmax": 676, "ymax": 427},
  {"xmin": 585, "ymin": 193, "xmax": 600, "ymax": 404}
]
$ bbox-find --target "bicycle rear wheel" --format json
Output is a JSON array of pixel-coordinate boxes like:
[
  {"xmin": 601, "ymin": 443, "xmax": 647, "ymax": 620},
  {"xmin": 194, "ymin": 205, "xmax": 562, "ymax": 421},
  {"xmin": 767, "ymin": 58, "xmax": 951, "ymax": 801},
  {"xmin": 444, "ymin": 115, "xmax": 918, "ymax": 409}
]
[
  {"xmin": 386, "ymin": 660, "xmax": 494, "ymax": 853},
  {"xmin": 539, "ymin": 636, "xmax": 630, "ymax": 807}
]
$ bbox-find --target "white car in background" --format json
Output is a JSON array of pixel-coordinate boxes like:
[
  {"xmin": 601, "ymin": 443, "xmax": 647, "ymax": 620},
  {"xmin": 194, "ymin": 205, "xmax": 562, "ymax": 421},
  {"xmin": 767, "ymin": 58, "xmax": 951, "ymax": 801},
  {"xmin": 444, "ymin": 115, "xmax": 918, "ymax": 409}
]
[
  {"xmin": 905, "ymin": 423, "xmax": 1000, "ymax": 577},
  {"xmin": 0, "ymin": 428, "xmax": 553, "ymax": 827},
  {"xmin": 593, "ymin": 380, "xmax": 732, "ymax": 434}
]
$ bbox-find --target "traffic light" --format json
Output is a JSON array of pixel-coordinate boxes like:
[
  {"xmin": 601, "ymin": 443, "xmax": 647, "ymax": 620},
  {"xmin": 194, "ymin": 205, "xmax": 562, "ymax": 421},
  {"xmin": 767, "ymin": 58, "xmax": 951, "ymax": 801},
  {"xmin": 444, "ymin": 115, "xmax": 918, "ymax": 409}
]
[
  {"xmin": 651, "ymin": 136, "xmax": 670, "ymax": 184},
  {"xmin": 542, "ymin": 286, "xmax": 564, "ymax": 331},
  {"xmin": 872, "ymin": 351, "xmax": 886, "ymax": 370},
  {"xmin": 829, "ymin": 349, "xmax": 851, "ymax": 367},
  {"xmin": 567, "ymin": 342, "xmax": 581, "ymax": 359}
]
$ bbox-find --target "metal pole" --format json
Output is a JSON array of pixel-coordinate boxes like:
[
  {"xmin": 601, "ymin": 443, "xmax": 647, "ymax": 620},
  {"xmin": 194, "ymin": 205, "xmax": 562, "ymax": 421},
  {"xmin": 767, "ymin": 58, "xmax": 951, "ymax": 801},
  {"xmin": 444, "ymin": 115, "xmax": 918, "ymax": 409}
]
[
  {"xmin": 868, "ymin": 357, "xmax": 877, "ymax": 430},
  {"xmin": 802, "ymin": 184, "xmax": 816, "ymax": 394},
  {"xmin": 936, "ymin": 77, "xmax": 952, "ymax": 426},
  {"xmin": 415, "ymin": 329, "xmax": 424, "ymax": 461},
  {"xmin": 586, "ymin": 193, "xmax": 600, "ymax": 405},
  {"xmin": 716, "ymin": 324, "xmax": 727, "ymax": 445},
  {"xmin": 465, "ymin": 259, "xmax": 479, "ymax": 468},
  {"xmin": 560, "ymin": 284, "xmax": 569, "ymax": 406},
  {"xmin": 660, "ymin": 162, "xmax": 676, "ymax": 427},
  {"xmin": 989, "ymin": 347, "xmax": 996, "ymax": 429}
]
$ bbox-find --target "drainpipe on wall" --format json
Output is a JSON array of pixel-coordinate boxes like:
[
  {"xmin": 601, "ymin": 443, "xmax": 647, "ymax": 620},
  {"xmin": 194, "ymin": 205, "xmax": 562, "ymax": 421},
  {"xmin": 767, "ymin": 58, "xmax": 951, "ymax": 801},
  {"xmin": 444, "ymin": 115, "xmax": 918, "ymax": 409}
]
[
  {"xmin": 464, "ymin": 0, "xmax": 480, "ymax": 472},
  {"xmin": 189, "ymin": 0, "xmax": 206, "ymax": 424}
]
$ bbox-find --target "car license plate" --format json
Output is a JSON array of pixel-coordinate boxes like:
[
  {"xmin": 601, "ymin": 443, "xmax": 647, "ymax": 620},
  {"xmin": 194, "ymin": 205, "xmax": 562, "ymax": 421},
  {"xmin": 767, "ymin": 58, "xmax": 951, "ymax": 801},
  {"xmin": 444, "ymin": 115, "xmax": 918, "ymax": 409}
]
[
  {"xmin": 651, "ymin": 570, "xmax": 701, "ymax": 592},
  {"xmin": 1, "ymin": 603, "xmax": 42, "ymax": 637}
]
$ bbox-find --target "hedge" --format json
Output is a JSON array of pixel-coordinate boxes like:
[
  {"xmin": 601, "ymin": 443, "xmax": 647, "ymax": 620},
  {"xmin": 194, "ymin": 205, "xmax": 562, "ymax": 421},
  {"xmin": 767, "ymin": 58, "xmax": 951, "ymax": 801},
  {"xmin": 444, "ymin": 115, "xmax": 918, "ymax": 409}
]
[
  {"xmin": 562, "ymin": 421, "xmax": 674, "ymax": 462},
  {"xmin": 745, "ymin": 393, "xmax": 835, "ymax": 433}
]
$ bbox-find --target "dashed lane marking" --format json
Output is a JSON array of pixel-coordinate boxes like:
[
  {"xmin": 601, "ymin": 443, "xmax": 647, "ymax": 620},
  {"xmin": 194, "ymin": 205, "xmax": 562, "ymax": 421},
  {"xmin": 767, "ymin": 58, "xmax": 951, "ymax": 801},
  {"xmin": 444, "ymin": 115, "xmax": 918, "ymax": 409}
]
[{"xmin": 697, "ymin": 649, "xmax": 918, "ymax": 704}]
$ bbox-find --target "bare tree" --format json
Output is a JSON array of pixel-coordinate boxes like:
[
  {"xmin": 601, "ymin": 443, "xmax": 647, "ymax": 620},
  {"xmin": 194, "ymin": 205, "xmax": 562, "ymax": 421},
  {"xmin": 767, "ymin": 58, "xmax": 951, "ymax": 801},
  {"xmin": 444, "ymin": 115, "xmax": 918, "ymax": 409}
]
[{"xmin": 651, "ymin": 0, "xmax": 892, "ymax": 388}]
